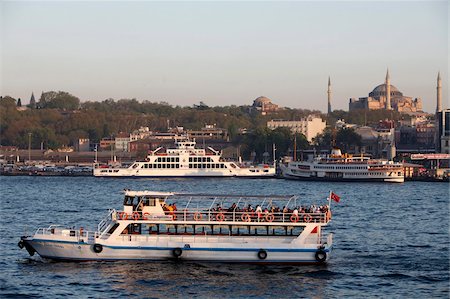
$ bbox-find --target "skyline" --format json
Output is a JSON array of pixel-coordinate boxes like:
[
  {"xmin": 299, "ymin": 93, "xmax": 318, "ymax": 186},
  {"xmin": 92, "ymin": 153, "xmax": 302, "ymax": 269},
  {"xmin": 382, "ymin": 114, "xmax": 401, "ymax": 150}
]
[{"xmin": 1, "ymin": 1, "xmax": 448, "ymax": 113}]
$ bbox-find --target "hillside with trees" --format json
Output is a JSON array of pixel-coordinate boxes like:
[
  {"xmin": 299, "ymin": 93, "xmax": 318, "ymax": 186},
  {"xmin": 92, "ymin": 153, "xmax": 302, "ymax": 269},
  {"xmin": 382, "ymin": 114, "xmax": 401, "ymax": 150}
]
[{"xmin": 0, "ymin": 90, "xmax": 404, "ymax": 160}]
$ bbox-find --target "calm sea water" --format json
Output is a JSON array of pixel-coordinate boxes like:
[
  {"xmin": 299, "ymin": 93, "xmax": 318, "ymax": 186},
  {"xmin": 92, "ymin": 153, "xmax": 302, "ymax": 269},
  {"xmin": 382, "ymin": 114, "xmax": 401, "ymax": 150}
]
[{"xmin": 0, "ymin": 176, "xmax": 448, "ymax": 298}]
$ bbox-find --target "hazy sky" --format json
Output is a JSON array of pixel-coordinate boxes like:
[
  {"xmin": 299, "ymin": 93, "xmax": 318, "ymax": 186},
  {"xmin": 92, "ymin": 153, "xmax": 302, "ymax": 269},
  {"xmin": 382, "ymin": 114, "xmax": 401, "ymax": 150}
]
[{"xmin": 1, "ymin": 1, "xmax": 448, "ymax": 112}]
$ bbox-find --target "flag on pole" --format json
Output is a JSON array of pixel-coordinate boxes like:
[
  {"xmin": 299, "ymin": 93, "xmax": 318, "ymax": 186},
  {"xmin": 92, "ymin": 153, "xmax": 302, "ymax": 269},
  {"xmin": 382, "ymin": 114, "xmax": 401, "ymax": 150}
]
[{"xmin": 330, "ymin": 192, "xmax": 340, "ymax": 203}]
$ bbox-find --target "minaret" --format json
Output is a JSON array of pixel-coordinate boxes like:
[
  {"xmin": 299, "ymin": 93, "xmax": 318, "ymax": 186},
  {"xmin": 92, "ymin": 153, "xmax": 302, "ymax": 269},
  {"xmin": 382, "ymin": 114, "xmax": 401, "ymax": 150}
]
[
  {"xmin": 29, "ymin": 92, "xmax": 36, "ymax": 109},
  {"xmin": 385, "ymin": 69, "xmax": 391, "ymax": 110},
  {"xmin": 327, "ymin": 76, "xmax": 332, "ymax": 114},
  {"xmin": 436, "ymin": 72, "xmax": 442, "ymax": 113}
]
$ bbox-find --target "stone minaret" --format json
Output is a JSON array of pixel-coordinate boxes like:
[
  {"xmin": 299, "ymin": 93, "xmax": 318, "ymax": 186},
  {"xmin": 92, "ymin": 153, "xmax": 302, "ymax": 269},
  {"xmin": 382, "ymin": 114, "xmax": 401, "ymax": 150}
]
[
  {"xmin": 436, "ymin": 72, "xmax": 442, "ymax": 113},
  {"xmin": 385, "ymin": 69, "xmax": 391, "ymax": 110},
  {"xmin": 327, "ymin": 76, "xmax": 332, "ymax": 114}
]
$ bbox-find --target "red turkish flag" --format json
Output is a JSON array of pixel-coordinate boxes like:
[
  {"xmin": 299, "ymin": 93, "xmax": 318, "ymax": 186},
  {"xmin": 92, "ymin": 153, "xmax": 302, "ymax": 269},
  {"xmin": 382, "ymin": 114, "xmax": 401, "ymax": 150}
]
[{"xmin": 330, "ymin": 192, "xmax": 340, "ymax": 203}]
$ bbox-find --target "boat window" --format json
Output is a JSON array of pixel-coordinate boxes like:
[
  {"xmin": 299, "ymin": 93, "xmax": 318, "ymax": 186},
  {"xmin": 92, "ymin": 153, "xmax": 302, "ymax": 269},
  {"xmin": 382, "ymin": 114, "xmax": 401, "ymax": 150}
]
[
  {"xmin": 107, "ymin": 223, "xmax": 120, "ymax": 234},
  {"xmin": 124, "ymin": 196, "xmax": 134, "ymax": 206},
  {"xmin": 121, "ymin": 224, "xmax": 131, "ymax": 234},
  {"xmin": 131, "ymin": 223, "xmax": 141, "ymax": 234},
  {"xmin": 132, "ymin": 163, "xmax": 139, "ymax": 169}
]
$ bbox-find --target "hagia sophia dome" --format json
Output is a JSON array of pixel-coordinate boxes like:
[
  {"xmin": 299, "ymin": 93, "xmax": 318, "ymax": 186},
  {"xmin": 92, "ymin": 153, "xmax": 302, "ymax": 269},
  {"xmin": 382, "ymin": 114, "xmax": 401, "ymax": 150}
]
[{"xmin": 369, "ymin": 84, "xmax": 403, "ymax": 98}]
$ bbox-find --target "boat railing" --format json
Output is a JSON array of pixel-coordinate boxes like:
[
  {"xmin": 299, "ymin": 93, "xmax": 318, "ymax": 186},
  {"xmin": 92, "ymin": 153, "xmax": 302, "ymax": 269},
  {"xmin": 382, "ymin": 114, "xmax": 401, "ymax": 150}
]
[
  {"xmin": 34, "ymin": 226, "xmax": 100, "ymax": 243},
  {"xmin": 116, "ymin": 210, "xmax": 329, "ymax": 224},
  {"xmin": 98, "ymin": 209, "xmax": 116, "ymax": 233}
]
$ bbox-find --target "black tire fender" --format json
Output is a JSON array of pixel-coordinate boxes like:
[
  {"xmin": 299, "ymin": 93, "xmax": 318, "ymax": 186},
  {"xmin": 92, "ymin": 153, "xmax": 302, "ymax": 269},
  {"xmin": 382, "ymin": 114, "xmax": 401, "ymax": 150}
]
[
  {"xmin": 315, "ymin": 249, "xmax": 327, "ymax": 263},
  {"xmin": 93, "ymin": 244, "xmax": 103, "ymax": 253},
  {"xmin": 257, "ymin": 249, "xmax": 268, "ymax": 260},
  {"xmin": 172, "ymin": 247, "xmax": 182, "ymax": 258}
]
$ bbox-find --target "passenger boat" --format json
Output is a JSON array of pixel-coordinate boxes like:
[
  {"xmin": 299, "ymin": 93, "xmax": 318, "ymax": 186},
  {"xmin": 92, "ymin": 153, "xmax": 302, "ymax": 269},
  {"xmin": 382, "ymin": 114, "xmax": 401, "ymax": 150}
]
[
  {"xmin": 93, "ymin": 140, "xmax": 275, "ymax": 177},
  {"xmin": 18, "ymin": 190, "xmax": 334, "ymax": 263},
  {"xmin": 280, "ymin": 148, "xmax": 404, "ymax": 183}
]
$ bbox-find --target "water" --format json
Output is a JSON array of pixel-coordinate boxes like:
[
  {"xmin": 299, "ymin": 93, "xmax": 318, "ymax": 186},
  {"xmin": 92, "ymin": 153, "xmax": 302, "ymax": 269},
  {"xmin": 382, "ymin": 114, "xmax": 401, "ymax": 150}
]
[{"xmin": 0, "ymin": 176, "xmax": 448, "ymax": 298}]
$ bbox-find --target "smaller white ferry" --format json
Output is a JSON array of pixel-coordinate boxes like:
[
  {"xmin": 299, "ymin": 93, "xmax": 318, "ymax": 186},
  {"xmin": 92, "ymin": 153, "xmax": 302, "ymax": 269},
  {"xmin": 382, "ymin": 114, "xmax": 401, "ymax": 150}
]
[
  {"xmin": 280, "ymin": 148, "xmax": 404, "ymax": 183},
  {"xmin": 94, "ymin": 140, "xmax": 275, "ymax": 178},
  {"xmin": 19, "ymin": 190, "xmax": 334, "ymax": 264}
]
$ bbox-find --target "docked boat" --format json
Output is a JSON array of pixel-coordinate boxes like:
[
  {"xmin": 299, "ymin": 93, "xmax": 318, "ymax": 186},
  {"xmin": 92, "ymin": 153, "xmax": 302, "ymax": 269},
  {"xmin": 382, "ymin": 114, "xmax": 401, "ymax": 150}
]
[
  {"xmin": 18, "ymin": 190, "xmax": 334, "ymax": 263},
  {"xmin": 280, "ymin": 148, "xmax": 404, "ymax": 183},
  {"xmin": 93, "ymin": 140, "xmax": 275, "ymax": 177}
]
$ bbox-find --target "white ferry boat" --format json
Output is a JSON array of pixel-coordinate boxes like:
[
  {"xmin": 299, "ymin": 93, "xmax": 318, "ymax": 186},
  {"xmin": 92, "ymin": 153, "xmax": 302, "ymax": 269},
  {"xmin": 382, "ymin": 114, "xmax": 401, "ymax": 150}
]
[
  {"xmin": 18, "ymin": 190, "xmax": 334, "ymax": 264},
  {"xmin": 280, "ymin": 148, "xmax": 404, "ymax": 183},
  {"xmin": 94, "ymin": 140, "xmax": 275, "ymax": 178}
]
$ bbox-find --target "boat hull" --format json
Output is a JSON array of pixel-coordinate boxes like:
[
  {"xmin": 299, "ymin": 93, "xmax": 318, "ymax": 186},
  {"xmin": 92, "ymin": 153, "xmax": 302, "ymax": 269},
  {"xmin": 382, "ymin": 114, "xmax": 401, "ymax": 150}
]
[
  {"xmin": 93, "ymin": 169, "xmax": 275, "ymax": 178},
  {"xmin": 282, "ymin": 173, "xmax": 404, "ymax": 183},
  {"xmin": 23, "ymin": 238, "xmax": 331, "ymax": 264}
]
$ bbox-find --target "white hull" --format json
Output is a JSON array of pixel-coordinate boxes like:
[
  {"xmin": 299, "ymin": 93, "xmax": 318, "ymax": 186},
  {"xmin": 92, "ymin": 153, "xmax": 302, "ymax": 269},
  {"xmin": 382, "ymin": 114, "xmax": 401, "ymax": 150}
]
[
  {"xmin": 26, "ymin": 235, "xmax": 331, "ymax": 263},
  {"xmin": 94, "ymin": 168, "xmax": 275, "ymax": 177},
  {"xmin": 280, "ymin": 163, "xmax": 404, "ymax": 183}
]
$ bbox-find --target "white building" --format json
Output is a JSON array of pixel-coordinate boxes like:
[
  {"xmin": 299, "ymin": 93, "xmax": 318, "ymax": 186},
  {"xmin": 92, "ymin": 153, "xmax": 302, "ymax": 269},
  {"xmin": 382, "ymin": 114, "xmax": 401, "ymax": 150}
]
[
  {"xmin": 115, "ymin": 133, "xmax": 131, "ymax": 152},
  {"xmin": 267, "ymin": 115, "xmax": 326, "ymax": 142},
  {"xmin": 130, "ymin": 126, "xmax": 151, "ymax": 142}
]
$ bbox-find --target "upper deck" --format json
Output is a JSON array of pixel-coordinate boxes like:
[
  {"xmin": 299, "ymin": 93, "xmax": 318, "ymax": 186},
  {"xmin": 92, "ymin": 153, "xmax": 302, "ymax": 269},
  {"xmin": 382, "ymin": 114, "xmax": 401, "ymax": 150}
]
[{"xmin": 115, "ymin": 190, "xmax": 332, "ymax": 226}]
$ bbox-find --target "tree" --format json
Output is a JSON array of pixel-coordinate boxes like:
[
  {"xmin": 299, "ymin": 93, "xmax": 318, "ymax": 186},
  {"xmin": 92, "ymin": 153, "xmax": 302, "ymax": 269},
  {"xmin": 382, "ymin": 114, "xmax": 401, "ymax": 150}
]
[
  {"xmin": 17, "ymin": 98, "xmax": 22, "ymax": 107},
  {"xmin": 39, "ymin": 91, "xmax": 80, "ymax": 110}
]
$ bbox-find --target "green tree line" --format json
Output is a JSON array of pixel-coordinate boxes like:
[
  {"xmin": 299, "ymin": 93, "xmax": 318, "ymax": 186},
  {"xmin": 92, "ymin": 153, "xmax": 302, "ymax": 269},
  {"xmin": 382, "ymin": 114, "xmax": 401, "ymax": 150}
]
[{"xmin": 0, "ymin": 91, "xmax": 386, "ymax": 160}]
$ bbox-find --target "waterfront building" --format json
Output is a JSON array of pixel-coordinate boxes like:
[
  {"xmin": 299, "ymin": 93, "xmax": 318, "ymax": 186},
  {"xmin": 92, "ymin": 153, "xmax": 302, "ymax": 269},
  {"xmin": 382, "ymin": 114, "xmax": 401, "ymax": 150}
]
[
  {"xmin": 267, "ymin": 115, "xmax": 326, "ymax": 142},
  {"xmin": 355, "ymin": 126, "xmax": 395, "ymax": 158},
  {"xmin": 436, "ymin": 109, "xmax": 450, "ymax": 153},
  {"xmin": 115, "ymin": 133, "xmax": 131, "ymax": 152},
  {"xmin": 130, "ymin": 127, "xmax": 151, "ymax": 142},
  {"xmin": 349, "ymin": 70, "xmax": 423, "ymax": 114},
  {"xmin": 187, "ymin": 124, "xmax": 228, "ymax": 141},
  {"xmin": 75, "ymin": 138, "xmax": 90, "ymax": 152}
]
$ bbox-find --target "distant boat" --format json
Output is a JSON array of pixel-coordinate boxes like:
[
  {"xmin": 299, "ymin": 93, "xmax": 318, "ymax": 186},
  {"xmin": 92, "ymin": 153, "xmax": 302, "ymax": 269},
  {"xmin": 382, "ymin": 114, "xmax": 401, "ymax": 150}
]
[
  {"xmin": 280, "ymin": 148, "xmax": 404, "ymax": 183},
  {"xmin": 93, "ymin": 140, "xmax": 275, "ymax": 178},
  {"xmin": 19, "ymin": 190, "xmax": 334, "ymax": 263}
]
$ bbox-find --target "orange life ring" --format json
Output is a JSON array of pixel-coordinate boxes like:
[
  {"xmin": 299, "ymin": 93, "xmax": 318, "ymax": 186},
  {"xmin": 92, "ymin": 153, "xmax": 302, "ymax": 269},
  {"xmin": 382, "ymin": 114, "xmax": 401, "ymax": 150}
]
[
  {"xmin": 290, "ymin": 214, "xmax": 299, "ymax": 223},
  {"xmin": 265, "ymin": 214, "xmax": 275, "ymax": 222},
  {"xmin": 79, "ymin": 227, "xmax": 84, "ymax": 236},
  {"xmin": 119, "ymin": 212, "xmax": 128, "ymax": 220},
  {"xmin": 216, "ymin": 213, "xmax": 225, "ymax": 222},
  {"xmin": 194, "ymin": 212, "xmax": 202, "ymax": 221},
  {"xmin": 326, "ymin": 211, "xmax": 332, "ymax": 221},
  {"xmin": 303, "ymin": 214, "xmax": 312, "ymax": 223},
  {"xmin": 142, "ymin": 212, "xmax": 150, "ymax": 220},
  {"xmin": 132, "ymin": 212, "xmax": 140, "ymax": 221},
  {"xmin": 241, "ymin": 213, "xmax": 251, "ymax": 222}
]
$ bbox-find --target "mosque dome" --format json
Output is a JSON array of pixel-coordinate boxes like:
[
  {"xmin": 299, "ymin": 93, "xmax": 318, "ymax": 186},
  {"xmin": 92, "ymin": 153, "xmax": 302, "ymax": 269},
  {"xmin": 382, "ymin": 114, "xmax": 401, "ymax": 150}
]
[
  {"xmin": 369, "ymin": 84, "xmax": 403, "ymax": 97},
  {"xmin": 253, "ymin": 96, "xmax": 272, "ymax": 107}
]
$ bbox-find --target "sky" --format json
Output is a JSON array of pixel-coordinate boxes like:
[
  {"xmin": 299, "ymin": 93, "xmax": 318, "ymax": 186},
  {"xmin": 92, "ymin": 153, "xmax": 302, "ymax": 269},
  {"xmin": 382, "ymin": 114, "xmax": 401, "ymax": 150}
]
[{"xmin": 0, "ymin": 1, "xmax": 448, "ymax": 113}]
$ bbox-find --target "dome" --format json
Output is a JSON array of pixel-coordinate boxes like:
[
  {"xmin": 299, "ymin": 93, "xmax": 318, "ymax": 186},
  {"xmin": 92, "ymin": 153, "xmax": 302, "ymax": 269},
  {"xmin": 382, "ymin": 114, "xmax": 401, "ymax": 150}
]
[
  {"xmin": 253, "ymin": 96, "xmax": 272, "ymax": 107},
  {"xmin": 369, "ymin": 84, "xmax": 403, "ymax": 97}
]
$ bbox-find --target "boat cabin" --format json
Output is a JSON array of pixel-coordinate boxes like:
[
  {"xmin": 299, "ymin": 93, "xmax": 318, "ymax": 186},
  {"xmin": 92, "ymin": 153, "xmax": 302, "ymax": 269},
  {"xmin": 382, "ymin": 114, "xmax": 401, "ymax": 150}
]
[{"xmin": 122, "ymin": 191, "xmax": 172, "ymax": 216}]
